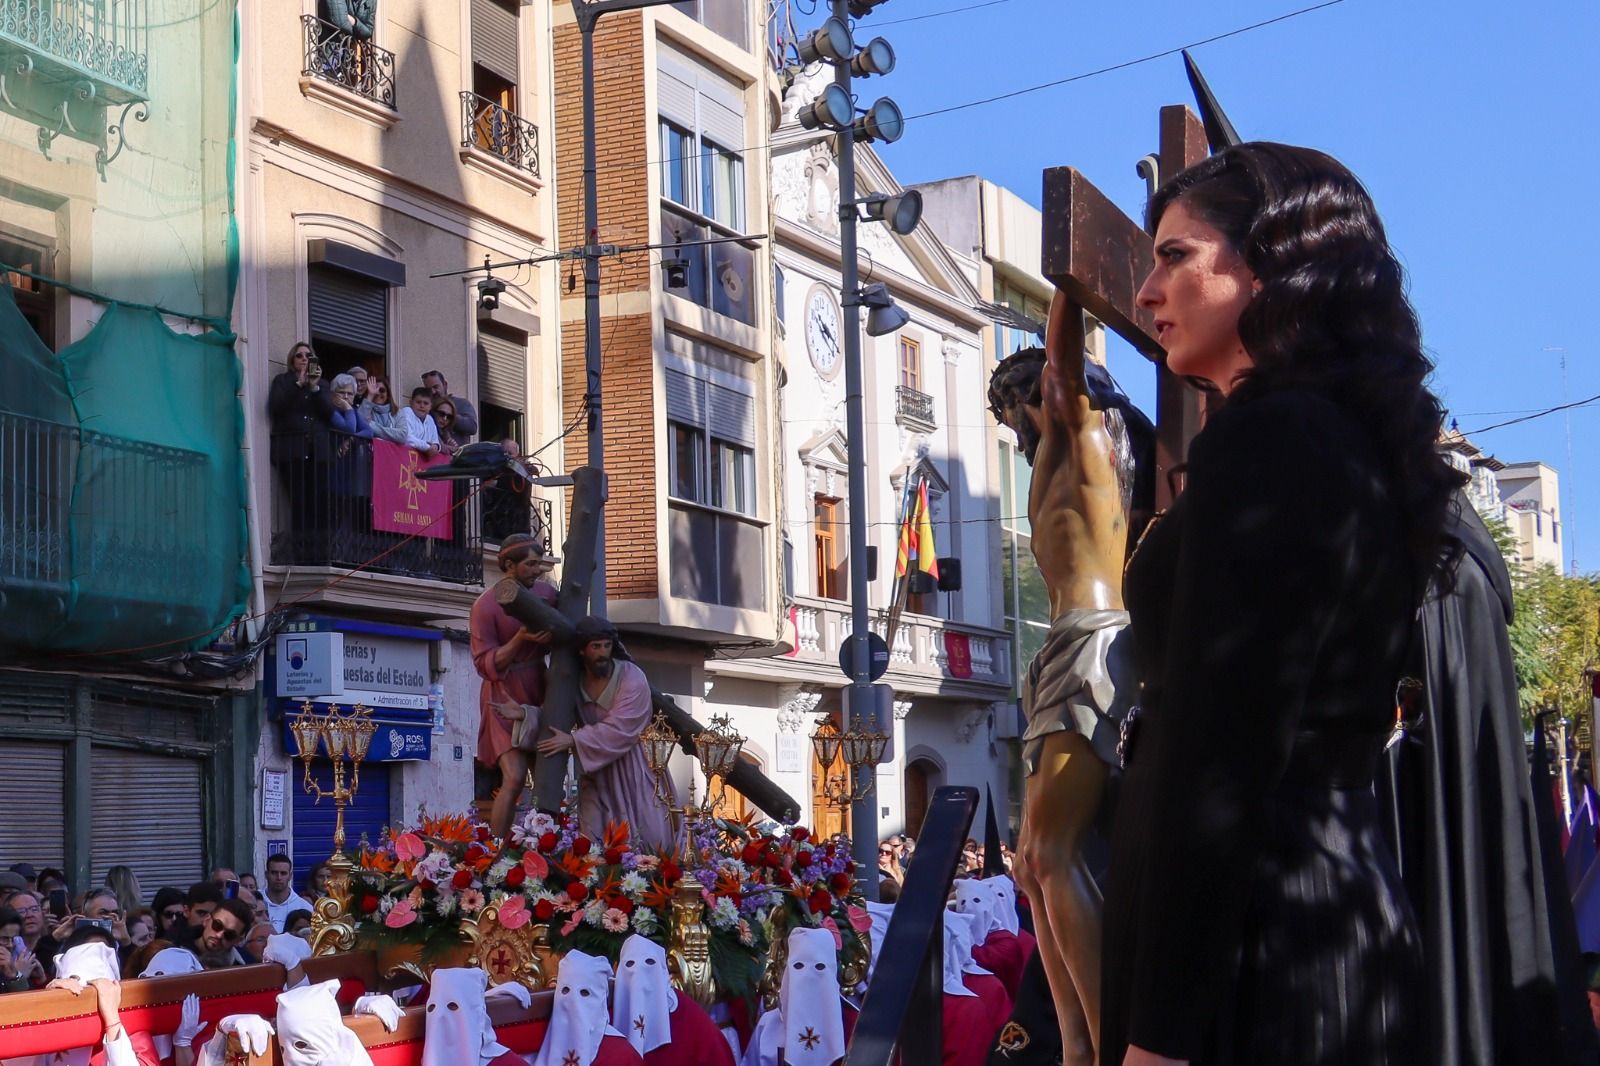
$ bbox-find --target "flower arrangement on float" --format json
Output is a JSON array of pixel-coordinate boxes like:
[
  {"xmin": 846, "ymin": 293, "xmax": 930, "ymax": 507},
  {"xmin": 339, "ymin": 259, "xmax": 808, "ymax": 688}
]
[{"xmin": 346, "ymin": 809, "xmax": 683, "ymax": 970}]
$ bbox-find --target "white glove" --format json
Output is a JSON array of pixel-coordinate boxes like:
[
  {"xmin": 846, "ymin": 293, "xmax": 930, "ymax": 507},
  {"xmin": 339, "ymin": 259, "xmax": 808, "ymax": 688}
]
[
  {"xmin": 353, "ymin": 993, "xmax": 404, "ymax": 1032},
  {"xmin": 486, "ymin": 981, "xmax": 532, "ymax": 1009},
  {"xmin": 262, "ymin": 933, "xmax": 314, "ymax": 969},
  {"xmin": 200, "ymin": 1016, "xmax": 275, "ymax": 1066},
  {"xmin": 174, "ymin": 993, "xmax": 210, "ymax": 1048}
]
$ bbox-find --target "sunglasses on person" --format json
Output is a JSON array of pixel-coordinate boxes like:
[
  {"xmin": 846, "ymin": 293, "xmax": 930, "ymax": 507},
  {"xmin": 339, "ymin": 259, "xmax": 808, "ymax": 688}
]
[
  {"xmin": 160, "ymin": 907, "xmax": 186, "ymax": 923},
  {"xmin": 209, "ymin": 918, "xmax": 243, "ymax": 942},
  {"xmin": 879, "ymin": 847, "xmax": 894, "ymax": 857}
]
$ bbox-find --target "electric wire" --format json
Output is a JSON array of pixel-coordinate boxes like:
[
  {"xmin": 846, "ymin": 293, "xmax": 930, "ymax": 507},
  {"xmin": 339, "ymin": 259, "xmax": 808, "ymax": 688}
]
[
  {"xmin": 1462, "ymin": 392, "xmax": 1600, "ymax": 436},
  {"xmin": 867, "ymin": 0, "xmax": 1017, "ymax": 27}
]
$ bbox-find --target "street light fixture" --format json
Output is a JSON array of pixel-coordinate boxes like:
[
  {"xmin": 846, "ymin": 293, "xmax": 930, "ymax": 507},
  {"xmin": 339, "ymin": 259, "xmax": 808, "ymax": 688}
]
[
  {"xmin": 797, "ymin": 17, "xmax": 853, "ymax": 65},
  {"xmin": 861, "ymin": 283, "xmax": 910, "ymax": 337},
  {"xmin": 847, "ymin": 0, "xmax": 893, "ymax": 15},
  {"xmin": 798, "ymin": 83, "xmax": 855, "ymax": 132},
  {"xmin": 850, "ymin": 38, "xmax": 896, "ymax": 78},
  {"xmin": 861, "ymin": 190, "xmax": 921, "ymax": 236},
  {"xmin": 854, "ymin": 97, "xmax": 905, "ymax": 144}
]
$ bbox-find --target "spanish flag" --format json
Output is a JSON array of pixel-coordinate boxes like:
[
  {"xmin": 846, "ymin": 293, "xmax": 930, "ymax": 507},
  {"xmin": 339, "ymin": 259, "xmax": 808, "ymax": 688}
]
[{"xmin": 896, "ymin": 479, "xmax": 940, "ymax": 579}]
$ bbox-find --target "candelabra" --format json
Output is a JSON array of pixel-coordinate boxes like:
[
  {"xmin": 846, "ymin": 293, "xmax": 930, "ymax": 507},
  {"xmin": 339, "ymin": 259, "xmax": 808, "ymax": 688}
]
[
  {"xmin": 811, "ymin": 713, "xmax": 889, "ymax": 809},
  {"xmin": 291, "ymin": 700, "xmax": 376, "ymax": 955},
  {"xmin": 640, "ymin": 710, "xmax": 745, "ymax": 1008}
]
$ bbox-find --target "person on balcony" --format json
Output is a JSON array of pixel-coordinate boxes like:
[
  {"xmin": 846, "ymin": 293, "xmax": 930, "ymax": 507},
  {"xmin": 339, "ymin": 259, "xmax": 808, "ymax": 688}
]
[
  {"xmin": 483, "ymin": 437, "xmax": 534, "ymax": 545},
  {"xmin": 473, "ymin": 534, "xmax": 558, "ymax": 841},
  {"xmin": 329, "ymin": 374, "xmax": 374, "ymax": 440},
  {"xmin": 399, "ymin": 387, "xmax": 442, "ymax": 458},
  {"xmin": 359, "ymin": 376, "xmax": 407, "ymax": 444},
  {"xmin": 321, "ymin": 0, "xmax": 374, "ymax": 38},
  {"xmin": 422, "ymin": 370, "xmax": 479, "ymax": 440},
  {"xmin": 268, "ymin": 343, "xmax": 335, "ymax": 560},
  {"xmin": 432, "ymin": 397, "xmax": 466, "ymax": 455}
]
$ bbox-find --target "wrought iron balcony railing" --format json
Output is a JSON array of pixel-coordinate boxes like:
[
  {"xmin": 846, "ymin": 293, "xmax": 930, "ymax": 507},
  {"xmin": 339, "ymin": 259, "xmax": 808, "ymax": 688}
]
[
  {"xmin": 301, "ymin": 14, "xmax": 395, "ymax": 110},
  {"xmin": 895, "ymin": 384, "xmax": 935, "ymax": 427},
  {"xmin": 270, "ymin": 430, "xmax": 482, "ymax": 585},
  {"xmin": 460, "ymin": 91, "xmax": 540, "ymax": 177},
  {"xmin": 0, "ymin": 0, "xmax": 150, "ymax": 102}
]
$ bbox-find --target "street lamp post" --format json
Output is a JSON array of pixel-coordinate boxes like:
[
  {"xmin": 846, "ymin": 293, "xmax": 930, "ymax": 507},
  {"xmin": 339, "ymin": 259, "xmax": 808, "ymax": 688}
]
[{"xmin": 571, "ymin": 0, "xmax": 681, "ymax": 615}]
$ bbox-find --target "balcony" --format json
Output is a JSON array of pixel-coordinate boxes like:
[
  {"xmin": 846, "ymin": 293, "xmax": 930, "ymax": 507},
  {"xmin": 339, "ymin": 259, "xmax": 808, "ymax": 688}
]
[
  {"xmin": 1, "ymin": 410, "xmax": 209, "ymax": 647},
  {"xmin": 895, "ymin": 385, "xmax": 935, "ymax": 430},
  {"xmin": 301, "ymin": 14, "xmax": 395, "ymax": 112},
  {"xmin": 0, "ymin": 0, "xmax": 150, "ymax": 166},
  {"xmin": 460, "ymin": 91, "xmax": 540, "ymax": 178},
  {"xmin": 269, "ymin": 430, "xmax": 482, "ymax": 586},
  {"xmin": 0, "ymin": 0, "xmax": 149, "ymax": 101},
  {"xmin": 788, "ymin": 594, "xmax": 1010, "ymax": 699}
]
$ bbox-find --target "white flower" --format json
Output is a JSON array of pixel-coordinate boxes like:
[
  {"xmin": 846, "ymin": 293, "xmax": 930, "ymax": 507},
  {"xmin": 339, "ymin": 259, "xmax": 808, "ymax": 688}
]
[
  {"xmin": 524, "ymin": 811, "xmax": 558, "ymax": 838},
  {"xmin": 620, "ymin": 873, "xmax": 648, "ymax": 899},
  {"xmin": 583, "ymin": 899, "xmax": 607, "ymax": 927},
  {"xmin": 377, "ymin": 896, "xmax": 396, "ymax": 916},
  {"xmin": 488, "ymin": 858, "xmax": 514, "ymax": 882},
  {"xmin": 414, "ymin": 850, "xmax": 454, "ymax": 884},
  {"xmin": 435, "ymin": 894, "xmax": 458, "ymax": 918},
  {"xmin": 631, "ymin": 908, "xmax": 659, "ymax": 934},
  {"xmin": 708, "ymin": 896, "xmax": 739, "ymax": 931}
]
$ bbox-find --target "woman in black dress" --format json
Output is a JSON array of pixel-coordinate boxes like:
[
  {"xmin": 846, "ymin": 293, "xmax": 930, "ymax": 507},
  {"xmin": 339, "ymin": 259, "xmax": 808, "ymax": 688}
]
[{"xmin": 1101, "ymin": 143, "xmax": 1464, "ymax": 1066}]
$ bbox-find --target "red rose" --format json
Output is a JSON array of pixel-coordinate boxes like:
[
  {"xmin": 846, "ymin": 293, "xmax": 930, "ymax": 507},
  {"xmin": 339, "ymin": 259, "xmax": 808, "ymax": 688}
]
[
  {"xmin": 795, "ymin": 850, "xmax": 813, "ymax": 869},
  {"xmin": 566, "ymin": 881, "xmax": 589, "ymax": 902},
  {"xmin": 538, "ymin": 832, "xmax": 559, "ymax": 853},
  {"xmin": 764, "ymin": 847, "xmax": 782, "ymax": 868},
  {"xmin": 418, "ymin": 878, "xmax": 435, "ymax": 891},
  {"xmin": 792, "ymin": 827, "xmax": 810, "ymax": 842},
  {"xmin": 474, "ymin": 825, "xmax": 492, "ymax": 843},
  {"xmin": 505, "ymin": 864, "xmax": 527, "ymax": 888},
  {"xmin": 451, "ymin": 869, "xmax": 473, "ymax": 890},
  {"xmin": 740, "ymin": 843, "xmax": 761, "ymax": 865},
  {"xmin": 359, "ymin": 894, "xmax": 379, "ymax": 914},
  {"xmin": 609, "ymin": 896, "xmax": 634, "ymax": 915},
  {"xmin": 603, "ymin": 847, "xmax": 623, "ymax": 865},
  {"xmin": 534, "ymin": 898, "xmax": 555, "ymax": 921},
  {"xmin": 824, "ymin": 843, "xmax": 836, "ymax": 858},
  {"xmin": 808, "ymin": 888, "xmax": 832, "ymax": 915},
  {"xmin": 571, "ymin": 836, "xmax": 592, "ymax": 857},
  {"xmin": 776, "ymin": 868, "xmax": 794, "ymax": 887},
  {"xmin": 661, "ymin": 860, "xmax": 682, "ymax": 883},
  {"xmin": 845, "ymin": 861, "xmax": 856, "ymax": 874},
  {"xmin": 830, "ymin": 873, "xmax": 851, "ymax": 894}
]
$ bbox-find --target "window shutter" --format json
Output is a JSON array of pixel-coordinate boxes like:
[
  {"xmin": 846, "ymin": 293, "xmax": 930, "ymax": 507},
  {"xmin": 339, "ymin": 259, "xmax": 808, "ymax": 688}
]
[
  {"xmin": 706, "ymin": 380, "xmax": 754, "ymax": 445},
  {"xmin": 89, "ymin": 748, "xmax": 205, "ymax": 895},
  {"xmin": 665, "ymin": 368, "xmax": 707, "ymax": 427},
  {"xmin": 0, "ymin": 741, "xmax": 65, "ymax": 873},
  {"xmin": 699, "ymin": 93, "xmax": 743, "ymax": 151},
  {"xmin": 657, "ymin": 60, "xmax": 697, "ymax": 131},
  {"xmin": 471, "ymin": 0, "xmax": 520, "ymax": 83},
  {"xmin": 308, "ymin": 265, "xmax": 388, "ymax": 355},
  {"xmin": 476, "ymin": 325, "xmax": 527, "ymax": 412}
]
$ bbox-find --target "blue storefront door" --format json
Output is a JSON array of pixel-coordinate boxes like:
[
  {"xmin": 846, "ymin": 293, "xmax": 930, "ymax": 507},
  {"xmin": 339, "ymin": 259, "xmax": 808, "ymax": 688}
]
[{"xmin": 291, "ymin": 762, "xmax": 393, "ymax": 895}]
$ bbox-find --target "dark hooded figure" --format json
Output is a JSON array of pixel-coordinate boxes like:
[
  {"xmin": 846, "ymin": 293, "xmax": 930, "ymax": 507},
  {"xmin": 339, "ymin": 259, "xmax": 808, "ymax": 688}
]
[{"xmin": 1377, "ymin": 500, "xmax": 1599, "ymax": 1066}]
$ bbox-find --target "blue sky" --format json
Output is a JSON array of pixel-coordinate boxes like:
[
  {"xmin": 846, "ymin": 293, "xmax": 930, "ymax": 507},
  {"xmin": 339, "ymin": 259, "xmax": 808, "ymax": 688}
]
[{"xmin": 805, "ymin": 0, "xmax": 1598, "ymax": 573}]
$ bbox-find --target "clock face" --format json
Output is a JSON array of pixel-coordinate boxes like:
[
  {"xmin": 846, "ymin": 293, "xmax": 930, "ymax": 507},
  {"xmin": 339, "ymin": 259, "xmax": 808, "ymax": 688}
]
[{"xmin": 805, "ymin": 286, "xmax": 842, "ymax": 380}]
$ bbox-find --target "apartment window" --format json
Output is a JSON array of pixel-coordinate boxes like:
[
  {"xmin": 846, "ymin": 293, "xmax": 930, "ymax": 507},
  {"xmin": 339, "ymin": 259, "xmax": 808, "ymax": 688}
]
[
  {"xmin": 999, "ymin": 441, "xmax": 1047, "ymax": 697},
  {"xmin": 665, "ymin": 342, "xmax": 764, "ymax": 610},
  {"xmin": 814, "ymin": 495, "xmax": 844, "ymax": 600},
  {"xmin": 476, "ymin": 318, "xmax": 528, "ymax": 446},
  {"xmin": 658, "ymin": 49, "xmax": 756, "ymax": 325},
  {"xmin": 671, "ymin": 0, "xmax": 748, "ymax": 51},
  {"xmin": 899, "ymin": 337, "xmax": 922, "ymax": 391},
  {"xmin": 308, "ymin": 263, "xmax": 389, "ymax": 379},
  {"xmin": 470, "ymin": 0, "xmax": 520, "ymax": 108},
  {"xmin": 774, "ymin": 263, "xmax": 786, "ymax": 328},
  {"xmin": 1, "ymin": 234, "xmax": 55, "ymax": 349}
]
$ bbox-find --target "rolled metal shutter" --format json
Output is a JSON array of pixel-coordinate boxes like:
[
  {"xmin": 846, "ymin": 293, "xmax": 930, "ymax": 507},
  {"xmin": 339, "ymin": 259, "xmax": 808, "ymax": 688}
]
[
  {"xmin": 308, "ymin": 265, "xmax": 387, "ymax": 356},
  {"xmin": 706, "ymin": 380, "xmax": 753, "ymax": 445},
  {"xmin": 476, "ymin": 325, "xmax": 527, "ymax": 413},
  {"xmin": 665, "ymin": 368, "xmax": 707, "ymax": 428},
  {"xmin": 90, "ymin": 747, "xmax": 205, "ymax": 898},
  {"xmin": 292, "ymin": 763, "xmax": 392, "ymax": 890},
  {"xmin": 657, "ymin": 57, "xmax": 696, "ymax": 130},
  {"xmin": 470, "ymin": 0, "xmax": 519, "ymax": 83},
  {"xmin": 0, "ymin": 741, "xmax": 66, "ymax": 873}
]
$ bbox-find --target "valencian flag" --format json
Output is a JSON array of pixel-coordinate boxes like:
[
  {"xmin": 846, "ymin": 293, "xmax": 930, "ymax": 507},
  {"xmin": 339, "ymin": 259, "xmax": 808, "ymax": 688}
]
[{"xmin": 895, "ymin": 479, "xmax": 939, "ymax": 579}]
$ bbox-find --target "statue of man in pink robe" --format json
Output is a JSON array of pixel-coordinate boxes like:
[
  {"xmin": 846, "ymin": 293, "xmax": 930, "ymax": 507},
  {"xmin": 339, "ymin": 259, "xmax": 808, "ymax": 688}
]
[{"xmin": 535, "ymin": 616, "xmax": 677, "ymax": 852}]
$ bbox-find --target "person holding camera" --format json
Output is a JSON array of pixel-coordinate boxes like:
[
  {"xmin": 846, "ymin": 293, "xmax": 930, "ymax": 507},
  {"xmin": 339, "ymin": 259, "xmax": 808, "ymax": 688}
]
[{"xmin": 267, "ymin": 342, "xmax": 336, "ymax": 559}]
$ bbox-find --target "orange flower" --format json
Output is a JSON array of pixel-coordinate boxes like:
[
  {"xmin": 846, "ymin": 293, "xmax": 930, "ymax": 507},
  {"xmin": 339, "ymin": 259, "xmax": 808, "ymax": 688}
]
[
  {"xmin": 557, "ymin": 852, "xmax": 596, "ymax": 880},
  {"xmin": 602, "ymin": 821, "xmax": 631, "ymax": 851},
  {"xmin": 417, "ymin": 813, "xmax": 475, "ymax": 844},
  {"xmin": 359, "ymin": 850, "xmax": 397, "ymax": 874},
  {"xmin": 641, "ymin": 883, "xmax": 675, "ymax": 910}
]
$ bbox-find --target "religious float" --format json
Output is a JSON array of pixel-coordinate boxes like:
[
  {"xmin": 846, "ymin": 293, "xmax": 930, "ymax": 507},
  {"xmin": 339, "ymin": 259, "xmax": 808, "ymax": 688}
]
[{"xmin": 294, "ymin": 697, "xmax": 879, "ymax": 1012}]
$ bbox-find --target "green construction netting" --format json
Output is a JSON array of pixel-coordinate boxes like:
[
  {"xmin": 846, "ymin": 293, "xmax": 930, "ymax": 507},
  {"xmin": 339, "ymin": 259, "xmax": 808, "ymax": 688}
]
[{"xmin": 0, "ymin": 0, "xmax": 245, "ymax": 655}]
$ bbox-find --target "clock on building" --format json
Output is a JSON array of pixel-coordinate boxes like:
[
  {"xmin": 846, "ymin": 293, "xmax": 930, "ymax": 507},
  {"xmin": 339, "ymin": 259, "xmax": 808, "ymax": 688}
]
[{"xmin": 805, "ymin": 285, "xmax": 842, "ymax": 380}]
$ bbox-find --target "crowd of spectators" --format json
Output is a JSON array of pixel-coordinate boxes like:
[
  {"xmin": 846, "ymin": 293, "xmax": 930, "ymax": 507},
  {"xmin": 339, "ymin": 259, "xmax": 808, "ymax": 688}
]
[
  {"xmin": 0, "ymin": 856, "xmax": 327, "ymax": 992},
  {"xmin": 266, "ymin": 342, "xmax": 535, "ymax": 559}
]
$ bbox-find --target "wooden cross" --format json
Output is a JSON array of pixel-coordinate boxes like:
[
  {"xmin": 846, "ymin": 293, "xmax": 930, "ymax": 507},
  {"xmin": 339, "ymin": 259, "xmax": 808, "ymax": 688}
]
[{"xmin": 1041, "ymin": 106, "xmax": 1211, "ymax": 508}]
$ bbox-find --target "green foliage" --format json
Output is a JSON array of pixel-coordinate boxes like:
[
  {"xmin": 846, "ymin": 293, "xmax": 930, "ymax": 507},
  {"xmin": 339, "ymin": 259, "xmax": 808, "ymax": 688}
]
[{"xmin": 1509, "ymin": 557, "xmax": 1600, "ymax": 730}]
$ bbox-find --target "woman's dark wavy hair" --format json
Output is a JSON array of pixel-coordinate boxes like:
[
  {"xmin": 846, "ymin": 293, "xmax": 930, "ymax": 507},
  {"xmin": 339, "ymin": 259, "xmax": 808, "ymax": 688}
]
[{"xmin": 1148, "ymin": 141, "xmax": 1464, "ymax": 587}]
